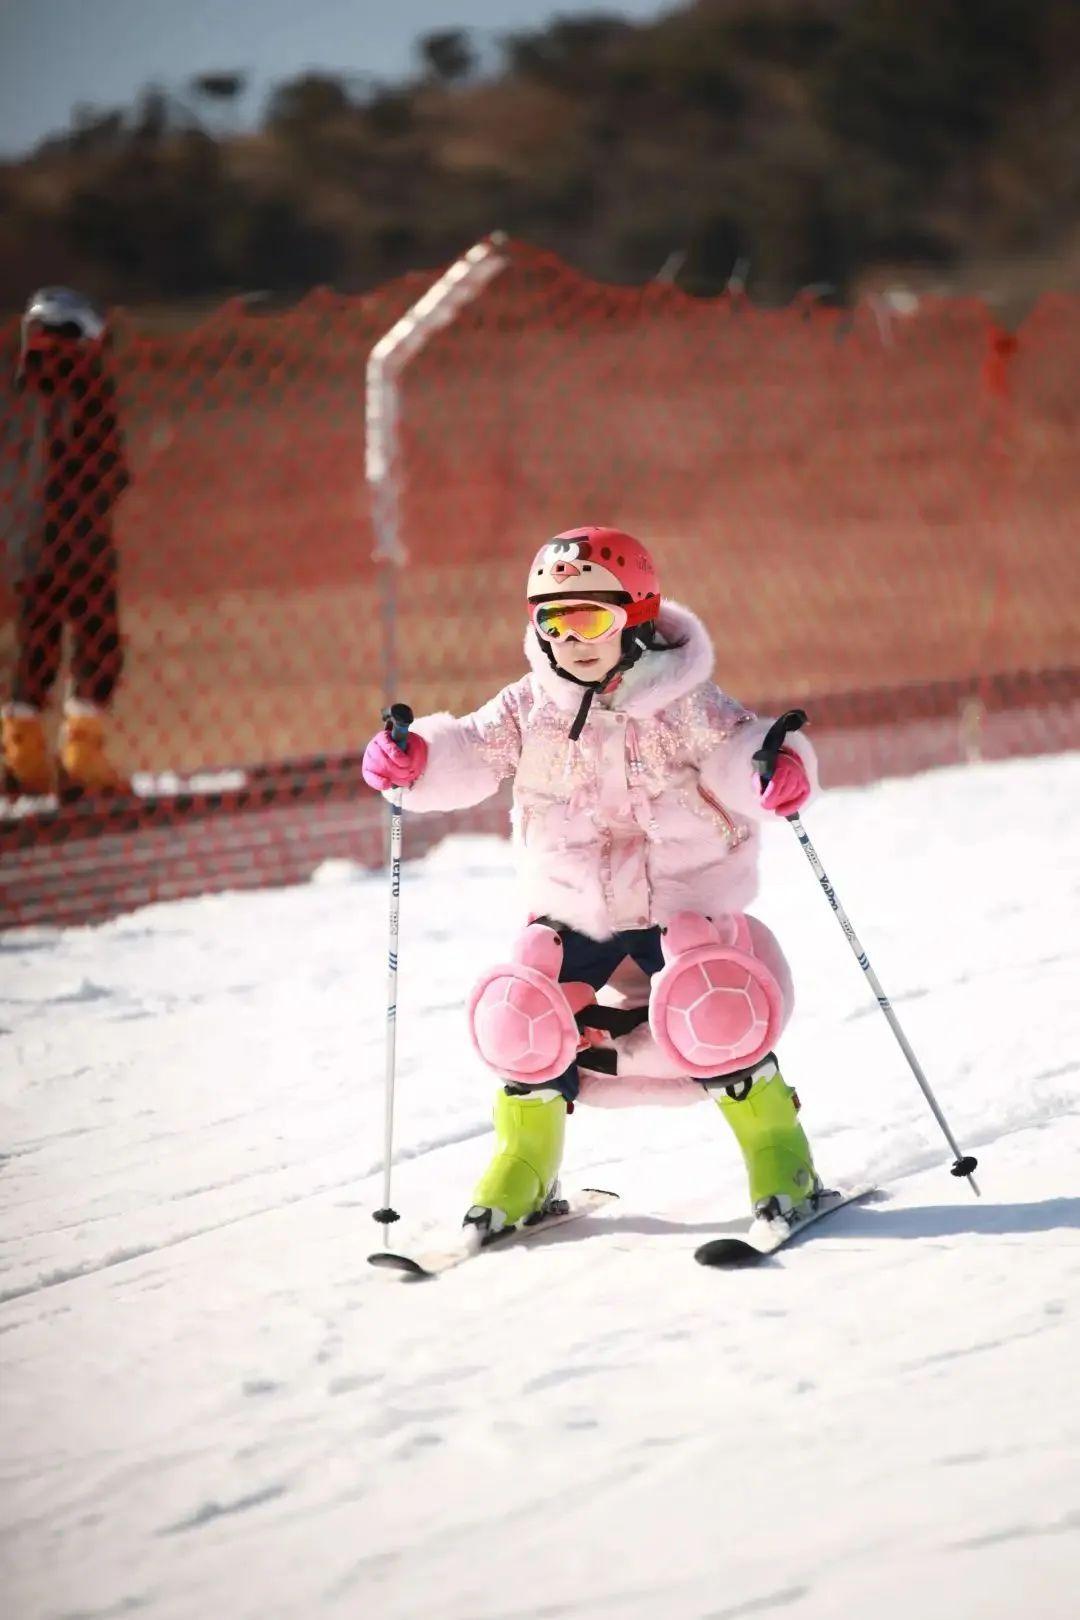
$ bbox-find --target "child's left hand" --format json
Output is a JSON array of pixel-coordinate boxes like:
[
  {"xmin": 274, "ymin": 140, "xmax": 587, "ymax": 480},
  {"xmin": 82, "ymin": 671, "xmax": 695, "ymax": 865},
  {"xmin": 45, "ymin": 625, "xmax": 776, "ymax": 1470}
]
[{"xmin": 757, "ymin": 748, "xmax": 810, "ymax": 816}]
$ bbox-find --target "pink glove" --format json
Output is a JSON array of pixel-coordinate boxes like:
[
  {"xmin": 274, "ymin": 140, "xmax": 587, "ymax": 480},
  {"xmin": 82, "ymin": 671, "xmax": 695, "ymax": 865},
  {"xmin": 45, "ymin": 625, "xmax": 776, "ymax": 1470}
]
[
  {"xmin": 362, "ymin": 728, "xmax": 429, "ymax": 791},
  {"xmin": 758, "ymin": 748, "xmax": 810, "ymax": 816}
]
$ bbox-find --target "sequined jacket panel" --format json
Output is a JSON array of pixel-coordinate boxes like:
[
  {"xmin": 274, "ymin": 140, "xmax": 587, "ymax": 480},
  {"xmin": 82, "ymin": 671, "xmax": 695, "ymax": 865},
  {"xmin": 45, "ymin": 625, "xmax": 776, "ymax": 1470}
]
[{"xmin": 397, "ymin": 601, "xmax": 819, "ymax": 940}]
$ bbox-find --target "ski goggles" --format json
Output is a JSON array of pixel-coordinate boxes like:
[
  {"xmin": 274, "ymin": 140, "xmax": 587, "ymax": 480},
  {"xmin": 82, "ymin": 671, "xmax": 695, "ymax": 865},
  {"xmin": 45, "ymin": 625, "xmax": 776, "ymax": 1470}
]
[{"xmin": 529, "ymin": 596, "xmax": 657, "ymax": 643}]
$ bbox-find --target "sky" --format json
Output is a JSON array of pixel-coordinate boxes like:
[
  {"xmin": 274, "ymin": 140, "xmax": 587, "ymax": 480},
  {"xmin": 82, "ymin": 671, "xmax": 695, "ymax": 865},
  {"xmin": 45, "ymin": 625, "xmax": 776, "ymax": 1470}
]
[{"xmin": 0, "ymin": 0, "xmax": 673, "ymax": 157}]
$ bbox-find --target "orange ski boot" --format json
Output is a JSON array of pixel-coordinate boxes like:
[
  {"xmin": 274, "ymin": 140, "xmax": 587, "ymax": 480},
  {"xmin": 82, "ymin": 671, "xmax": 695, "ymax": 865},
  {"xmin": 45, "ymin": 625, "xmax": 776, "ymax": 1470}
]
[
  {"xmin": 58, "ymin": 705, "xmax": 130, "ymax": 796},
  {"xmin": 2, "ymin": 706, "xmax": 55, "ymax": 796}
]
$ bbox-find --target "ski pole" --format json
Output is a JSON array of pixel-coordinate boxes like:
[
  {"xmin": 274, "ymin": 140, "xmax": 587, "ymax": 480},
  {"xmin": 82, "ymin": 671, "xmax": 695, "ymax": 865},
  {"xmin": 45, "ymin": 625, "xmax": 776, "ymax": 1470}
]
[
  {"xmin": 754, "ymin": 710, "xmax": 980, "ymax": 1196},
  {"xmin": 372, "ymin": 701, "xmax": 414, "ymax": 1231}
]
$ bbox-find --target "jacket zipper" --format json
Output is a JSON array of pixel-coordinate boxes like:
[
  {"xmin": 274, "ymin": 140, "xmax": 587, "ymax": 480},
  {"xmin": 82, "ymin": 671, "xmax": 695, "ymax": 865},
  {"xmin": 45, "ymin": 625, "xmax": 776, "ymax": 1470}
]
[{"xmin": 697, "ymin": 781, "xmax": 738, "ymax": 839}]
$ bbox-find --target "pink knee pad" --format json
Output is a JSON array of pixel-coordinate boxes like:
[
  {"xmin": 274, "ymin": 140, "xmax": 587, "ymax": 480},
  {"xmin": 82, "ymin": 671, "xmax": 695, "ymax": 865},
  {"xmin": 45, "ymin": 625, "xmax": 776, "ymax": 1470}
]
[
  {"xmin": 649, "ymin": 912, "xmax": 785, "ymax": 1078},
  {"xmin": 468, "ymin": 925, "xmax": 591, "ymax": 1084}
]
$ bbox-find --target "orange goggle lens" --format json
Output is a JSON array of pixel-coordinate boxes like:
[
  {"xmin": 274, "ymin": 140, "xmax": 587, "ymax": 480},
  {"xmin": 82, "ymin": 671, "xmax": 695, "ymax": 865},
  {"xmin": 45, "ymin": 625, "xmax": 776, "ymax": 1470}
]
[{"xmin": 531, "ymin": 601, "xmax": 624, "ymax": 642}]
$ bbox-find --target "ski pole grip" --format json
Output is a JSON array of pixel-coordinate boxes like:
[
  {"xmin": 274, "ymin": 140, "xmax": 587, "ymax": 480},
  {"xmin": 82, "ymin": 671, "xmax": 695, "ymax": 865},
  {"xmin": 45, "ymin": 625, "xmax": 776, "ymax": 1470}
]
[
  {"xmin": 382, "ymin": 702, "xmax": 414, "ymax": 752},
  {"xmin": 752, "ymin": 708, "xmax": 808, "ymax": 788}
]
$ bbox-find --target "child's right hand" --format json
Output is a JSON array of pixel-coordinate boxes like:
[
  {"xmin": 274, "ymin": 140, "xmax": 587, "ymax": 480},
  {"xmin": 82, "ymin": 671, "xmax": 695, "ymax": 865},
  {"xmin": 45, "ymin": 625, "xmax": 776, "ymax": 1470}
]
[{"xmin": 362, "ymin": 728, "xmax": 429, "ymax": 791}]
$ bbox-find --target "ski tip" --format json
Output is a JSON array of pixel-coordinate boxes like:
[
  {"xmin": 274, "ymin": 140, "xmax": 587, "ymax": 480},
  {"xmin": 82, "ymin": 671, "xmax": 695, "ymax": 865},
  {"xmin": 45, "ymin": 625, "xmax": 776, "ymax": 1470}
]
[
  {"xmin": 694, "ymin": 1237, "xmax": 769, "ymax": 1268},
  {"xmin": 367, "ymin": 1251, "xmax": 432, "ymax": 1279}
]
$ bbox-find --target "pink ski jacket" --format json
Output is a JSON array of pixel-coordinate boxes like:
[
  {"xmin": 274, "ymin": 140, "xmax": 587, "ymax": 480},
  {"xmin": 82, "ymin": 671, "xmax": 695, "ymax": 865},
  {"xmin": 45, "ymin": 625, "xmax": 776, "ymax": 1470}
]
[{"xmin": 398, "ymin": 602, "xmax": 818, "ymax": 941}]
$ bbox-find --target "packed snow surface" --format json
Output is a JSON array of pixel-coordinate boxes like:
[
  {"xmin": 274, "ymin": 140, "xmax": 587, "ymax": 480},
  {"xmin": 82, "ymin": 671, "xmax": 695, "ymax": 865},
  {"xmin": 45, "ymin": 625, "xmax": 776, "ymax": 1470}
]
[{"xmin": 3, "ymin": 752, "xmax": 1080, "ymax": 1620}]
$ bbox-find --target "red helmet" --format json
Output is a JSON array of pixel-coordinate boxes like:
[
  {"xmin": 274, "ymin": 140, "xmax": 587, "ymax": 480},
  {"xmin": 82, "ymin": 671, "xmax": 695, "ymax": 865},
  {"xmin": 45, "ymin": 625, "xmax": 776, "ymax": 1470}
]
[{"xmin": 527, "ymin": 527, "xmax": 661, "ymax": 614}]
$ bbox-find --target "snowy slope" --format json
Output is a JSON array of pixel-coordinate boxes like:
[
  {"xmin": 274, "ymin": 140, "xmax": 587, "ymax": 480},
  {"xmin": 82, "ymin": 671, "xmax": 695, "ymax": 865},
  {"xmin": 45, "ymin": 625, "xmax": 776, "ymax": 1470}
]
[{"xmin": 3, "ymin": 753, "xmax": 1080, "ymax": 1620}]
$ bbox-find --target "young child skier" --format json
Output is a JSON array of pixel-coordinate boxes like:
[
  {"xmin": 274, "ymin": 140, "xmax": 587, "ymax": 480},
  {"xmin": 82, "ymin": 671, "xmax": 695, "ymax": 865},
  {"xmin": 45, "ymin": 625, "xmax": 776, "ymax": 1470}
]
[{"xmin": 361, "ymin": 528, "xmax": 821, "ymax": 1234}]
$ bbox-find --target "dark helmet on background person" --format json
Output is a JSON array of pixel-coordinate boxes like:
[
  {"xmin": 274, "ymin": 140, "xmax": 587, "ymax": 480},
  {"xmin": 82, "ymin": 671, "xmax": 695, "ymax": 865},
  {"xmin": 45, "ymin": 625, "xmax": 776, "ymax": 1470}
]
[
  {"xmin": 18, "ymin": 286, "xmax": 106, "ymax": 379},
  {"xmin": 23, "ymin": 286, "xmax": 106, "ymax": 342}
]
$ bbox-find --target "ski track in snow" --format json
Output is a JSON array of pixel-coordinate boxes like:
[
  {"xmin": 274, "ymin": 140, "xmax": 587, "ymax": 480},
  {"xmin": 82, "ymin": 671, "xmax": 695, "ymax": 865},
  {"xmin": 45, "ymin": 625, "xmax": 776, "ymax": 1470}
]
[{"xmin": 2, "ymin": 752, "xmax": 1080, "ymax": 1620}]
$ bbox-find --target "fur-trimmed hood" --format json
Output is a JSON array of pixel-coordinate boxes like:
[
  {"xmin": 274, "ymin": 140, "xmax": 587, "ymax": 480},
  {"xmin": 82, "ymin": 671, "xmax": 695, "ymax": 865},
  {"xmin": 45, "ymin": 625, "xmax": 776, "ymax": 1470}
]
[
  {"xmin": 398, "ymin": 592, "xmax": 818, "ymax": 943},
  {"xmin": 523, "ymin": 600, "xmax": 715, "ymax": 718}
]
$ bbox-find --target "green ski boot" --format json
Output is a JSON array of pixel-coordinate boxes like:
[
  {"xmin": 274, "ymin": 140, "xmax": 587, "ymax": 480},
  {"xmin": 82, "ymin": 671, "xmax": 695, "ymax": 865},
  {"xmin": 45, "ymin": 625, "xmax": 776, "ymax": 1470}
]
[
  {"xmin": 707, "ymin": 1055, "xmax": 820, "ymax": 1218},
  {"xmin": 466, "ymin": 1087, "xmax": 567, "ymax": 1235}
]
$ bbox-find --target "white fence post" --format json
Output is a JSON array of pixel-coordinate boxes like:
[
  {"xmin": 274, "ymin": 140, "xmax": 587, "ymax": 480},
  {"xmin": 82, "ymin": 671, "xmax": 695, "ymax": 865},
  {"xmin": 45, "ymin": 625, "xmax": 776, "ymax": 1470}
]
[{"xmin": 365, "ymin": 234, "xmax": 508, "ymax": 703}]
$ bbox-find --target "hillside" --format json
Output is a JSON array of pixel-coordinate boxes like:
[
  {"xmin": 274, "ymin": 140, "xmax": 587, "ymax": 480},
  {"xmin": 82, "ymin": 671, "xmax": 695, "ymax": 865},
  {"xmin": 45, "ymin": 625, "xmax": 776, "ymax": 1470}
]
[{"xmin": 2, "ymin": 0, "xmax": 1079, "ymax": 315}]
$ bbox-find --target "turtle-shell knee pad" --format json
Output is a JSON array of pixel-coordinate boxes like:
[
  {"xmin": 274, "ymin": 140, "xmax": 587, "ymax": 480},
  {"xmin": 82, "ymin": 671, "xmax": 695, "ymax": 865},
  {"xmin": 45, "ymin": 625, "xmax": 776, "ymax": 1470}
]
[
  {"xmin": 468, "ymin": 924, "xmax": 585, "ymax": 1084},
  {"xmin": 649, "ymin": 912, "xmax": 786, "ymax": 1078}
]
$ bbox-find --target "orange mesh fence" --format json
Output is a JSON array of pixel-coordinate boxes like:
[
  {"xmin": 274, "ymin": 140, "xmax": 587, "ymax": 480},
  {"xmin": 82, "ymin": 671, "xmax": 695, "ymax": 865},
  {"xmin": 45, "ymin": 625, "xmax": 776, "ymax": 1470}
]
[
  {"xmin": 390, "ymin": 249, "xmax": 1078, "ymax": 713},
  {"xmin": 1, "ymin": 272, "xmax": 433, "ymax": 777},
  {"xmin": 2, "ymin": 239, "xmax": 1078, "ymax": 928}
]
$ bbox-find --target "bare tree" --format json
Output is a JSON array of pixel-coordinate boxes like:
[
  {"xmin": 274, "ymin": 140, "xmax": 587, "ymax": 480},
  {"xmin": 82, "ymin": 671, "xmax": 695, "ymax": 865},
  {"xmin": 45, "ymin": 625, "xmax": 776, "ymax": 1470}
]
[{"xmin": 418, "ymin": 30, "xmax": 476, "ymax": 84}]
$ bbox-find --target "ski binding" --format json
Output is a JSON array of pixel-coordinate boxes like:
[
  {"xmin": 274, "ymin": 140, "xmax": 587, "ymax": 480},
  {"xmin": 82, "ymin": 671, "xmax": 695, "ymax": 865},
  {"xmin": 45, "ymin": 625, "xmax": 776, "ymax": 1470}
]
[
  {"xmin": 694, "ymin": 1184, "xmax": 877, "ymax": 1268},
  {"xmin": 369, "ymin": 1187, "xmax": 618, "ymax": 1279}
]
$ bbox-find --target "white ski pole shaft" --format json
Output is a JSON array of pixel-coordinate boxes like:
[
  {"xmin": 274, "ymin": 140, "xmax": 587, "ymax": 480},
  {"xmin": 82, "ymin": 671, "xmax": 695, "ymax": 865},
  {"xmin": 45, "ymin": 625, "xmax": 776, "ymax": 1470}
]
[
  {"xmin": 754, "ymin": 711, "xmax": 980, "ymax": 1196},
  {"xmin": 373, "ymin": 702, "xmax": 413, "ymax": 1230}
]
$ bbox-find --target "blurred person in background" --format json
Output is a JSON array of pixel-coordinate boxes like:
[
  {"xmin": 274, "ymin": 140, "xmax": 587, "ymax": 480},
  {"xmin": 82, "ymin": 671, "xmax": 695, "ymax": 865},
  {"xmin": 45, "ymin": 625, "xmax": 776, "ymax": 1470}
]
[{"xmin": 2, "ymin": 287, "xmax": 131, "ymax": 797}]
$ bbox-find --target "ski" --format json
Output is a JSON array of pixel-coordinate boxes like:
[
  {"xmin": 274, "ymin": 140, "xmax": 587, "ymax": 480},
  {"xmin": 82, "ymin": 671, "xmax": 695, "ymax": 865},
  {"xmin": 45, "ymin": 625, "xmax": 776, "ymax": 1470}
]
[
  {"xmin": 694, "ymin": 1184, "xmax": 877, "ymax": 1268},
  {"xmin": 368, "ymin": 1188, "xmax": 618, "ymax": 1279}
]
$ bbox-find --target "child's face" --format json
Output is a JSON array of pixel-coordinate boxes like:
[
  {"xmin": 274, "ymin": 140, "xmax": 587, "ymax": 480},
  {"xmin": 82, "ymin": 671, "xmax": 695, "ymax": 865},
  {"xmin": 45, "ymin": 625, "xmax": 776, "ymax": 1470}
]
[{"xmin": 548, "ymin": 633, "xmax": 623, "ymax": 682}]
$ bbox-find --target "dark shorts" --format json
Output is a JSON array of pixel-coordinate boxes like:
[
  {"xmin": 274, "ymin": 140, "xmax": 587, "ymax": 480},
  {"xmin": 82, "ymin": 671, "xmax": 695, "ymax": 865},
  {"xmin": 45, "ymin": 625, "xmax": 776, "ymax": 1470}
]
[{"xmin": 505, "ymin": 920, "xmax": 665, "ymax": 1103}]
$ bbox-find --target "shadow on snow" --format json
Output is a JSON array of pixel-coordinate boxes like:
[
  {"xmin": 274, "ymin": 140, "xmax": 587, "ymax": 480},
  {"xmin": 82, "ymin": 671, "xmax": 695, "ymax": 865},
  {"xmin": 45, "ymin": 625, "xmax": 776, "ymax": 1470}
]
[{"xmin": 519, "ymin": 1195, "xmax": 1080, "ymax": 1249}]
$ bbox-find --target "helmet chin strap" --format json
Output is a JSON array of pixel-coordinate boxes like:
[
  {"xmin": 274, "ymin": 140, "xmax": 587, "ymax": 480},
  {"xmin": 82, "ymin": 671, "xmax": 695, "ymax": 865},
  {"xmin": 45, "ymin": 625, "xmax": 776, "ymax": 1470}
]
[{"xmin": 536, "ymin": 629, "xmax": 648, "ymax": 741}]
